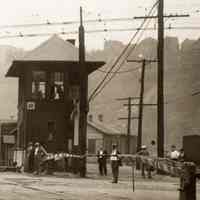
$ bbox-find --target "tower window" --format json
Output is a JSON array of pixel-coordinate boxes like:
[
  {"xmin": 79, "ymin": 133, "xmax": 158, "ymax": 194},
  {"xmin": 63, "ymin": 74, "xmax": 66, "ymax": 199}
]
[
  {"xmin": 32, "ymin": 71, "xmax": 46, "ymax": 100},
  {"xmin": 50, "ymin": 72, "xmax": 64, "ymax": 100}
]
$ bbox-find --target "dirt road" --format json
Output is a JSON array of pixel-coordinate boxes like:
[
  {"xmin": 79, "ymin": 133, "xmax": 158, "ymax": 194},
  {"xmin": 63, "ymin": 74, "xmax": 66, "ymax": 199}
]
[{"xmin": 0, "ymin": 172, "xmax": 187, "ymax": 200}]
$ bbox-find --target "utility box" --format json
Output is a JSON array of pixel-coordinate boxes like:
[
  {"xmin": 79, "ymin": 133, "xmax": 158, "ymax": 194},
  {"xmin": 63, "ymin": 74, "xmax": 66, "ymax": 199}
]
[{"xmin": 183, "ymin": 135, "xmax": 200, "ymax": 165}]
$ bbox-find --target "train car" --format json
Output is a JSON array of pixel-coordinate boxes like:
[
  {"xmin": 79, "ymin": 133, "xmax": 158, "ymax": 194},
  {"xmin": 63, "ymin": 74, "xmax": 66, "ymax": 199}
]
[{"xmin": 183, "ymin": 135, "xmax": 200, "ymax": 165}]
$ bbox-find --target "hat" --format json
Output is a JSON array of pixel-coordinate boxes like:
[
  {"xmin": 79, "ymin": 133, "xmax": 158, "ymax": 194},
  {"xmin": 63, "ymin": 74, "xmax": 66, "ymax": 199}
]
[{"xmin": 141, "ymin": 145, "xmax": 147, "ymax": 149}]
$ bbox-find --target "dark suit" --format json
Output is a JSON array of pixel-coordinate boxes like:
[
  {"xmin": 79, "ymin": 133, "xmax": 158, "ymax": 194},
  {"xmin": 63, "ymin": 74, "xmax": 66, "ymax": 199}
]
[{"xmin": 97, "ymin": 150, "xmax": 107, "ymax": 175}]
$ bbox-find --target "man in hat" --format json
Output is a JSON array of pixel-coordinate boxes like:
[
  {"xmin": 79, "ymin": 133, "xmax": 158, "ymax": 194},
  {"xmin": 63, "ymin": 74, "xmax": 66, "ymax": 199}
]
[
  {"xmin": 97, "ymin": 147, "xmax": 107, "ymax": 176},
  {"xmin": 110, "ymin": 144, "xmax": 121, "ymax": 183},
  {"xmin": 137, "ymin": 145, "xmax": 152, "ymax": 178},
  {"xmin": 26, "ymin": 142, "xmax": 34, "ymax": 173},
  {"xmin": 33, "ymin": 142, "xmax": 47, "ymax": 175}
]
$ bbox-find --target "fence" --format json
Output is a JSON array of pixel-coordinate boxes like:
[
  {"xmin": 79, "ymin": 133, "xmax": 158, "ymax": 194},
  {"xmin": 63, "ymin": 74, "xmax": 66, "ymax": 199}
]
[{"xmin": 24, "ymin": 152, "xmax": 199, "ymax": 200}]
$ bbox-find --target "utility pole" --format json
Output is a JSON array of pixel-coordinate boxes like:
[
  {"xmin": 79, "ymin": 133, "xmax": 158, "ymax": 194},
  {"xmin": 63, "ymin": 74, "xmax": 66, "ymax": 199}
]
[
  {"xmin": 127, "ymin": 59, "xmax": 157, "ymax": 152},
  {"xmin": 117, "ymin": 97, "xmax": 139, "ymax": 154},
  {"xmin": 137, "ymin": 60, "xmax": 146, "ymax": 152},
  {"xmin": 157, "ymin": 0, "xmax": 164, "ymax": 158},
  {"xmin": 79, "ymin": 7, "xmax": 87, "ymax": 177},
  {"xmin": 129, "ymin": 2, "xmax": 188, "ymax": 157},
  {"xmin": 127, "ymin": 97, "xmax": 131, "ymax": 153}
]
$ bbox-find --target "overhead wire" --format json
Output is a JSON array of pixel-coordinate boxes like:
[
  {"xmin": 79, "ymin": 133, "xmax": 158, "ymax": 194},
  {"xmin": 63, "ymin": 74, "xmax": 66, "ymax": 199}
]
[
  {"xmin": 97, "ymin": 66, "xmax": 141, "ymax": 74},
  {"xmin": 0, "ymin": 13, "xmax": 190, "ymax": 30},
  {"xmin": 89, "ymin": 2, "xmax": 158, "ymax": 102},
  {"xmin": 88, "ymin": 1, "xmax": 158, "ymax": 102},
  {"xmin": 1, "ymin": 26, "xmax": 200, "ymax": 40},
  {"xmin": 0, "ymin": 17, "xmax": 137, "ymax": 29}
]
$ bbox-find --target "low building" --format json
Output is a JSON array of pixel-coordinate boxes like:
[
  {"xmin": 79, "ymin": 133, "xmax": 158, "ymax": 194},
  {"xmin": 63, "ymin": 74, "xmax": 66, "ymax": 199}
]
[
  {"xmin": 87, "ymin": 120, "xmax": 137, "ymax": 154},
  {"xmin": 0, "ymin": 120, "xmax": 17, "ymax": 166}
]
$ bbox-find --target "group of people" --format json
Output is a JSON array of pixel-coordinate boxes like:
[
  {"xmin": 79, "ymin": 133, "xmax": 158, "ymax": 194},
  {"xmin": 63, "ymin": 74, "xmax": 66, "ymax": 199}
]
[
  {"xmin": 26, "ymin": 142, "xmax": 48, "ymax": 175},
  {"xmin": 136, "ymin": 144, "xmax": 185, "ymax": 179},
  {"xmin": 97, "ymin": 144, "xmax": 121, "ymax": 183},
  {"xmin": 25, "ymin": 141, "xmax": 185, "ymax": 181},
  {"xmin": 97, "ymin": 144, "xmax": 153, "ymax": 182}
]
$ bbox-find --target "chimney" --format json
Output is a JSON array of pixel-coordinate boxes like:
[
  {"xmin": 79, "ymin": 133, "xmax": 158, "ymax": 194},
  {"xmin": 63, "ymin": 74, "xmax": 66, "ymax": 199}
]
[
  {"xmin": 98, "ymin": 114, "xmax": 103, "ymax": 122},
  {"xmin": 67, "ymin": 39, "xmax": 76, "ymax": 46}
]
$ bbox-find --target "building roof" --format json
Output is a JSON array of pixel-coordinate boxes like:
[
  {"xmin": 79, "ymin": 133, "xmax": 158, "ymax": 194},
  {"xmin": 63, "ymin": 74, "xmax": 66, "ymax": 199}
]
[
  {"xmin": 87, "ymin": 120, "xmax": 127, "ymax": 136},
  {"xmin": 6, "ymin": 35, "xmax": 105, "ymax": 77},
  {"xmin": 19, "ymin": 35, "xmax": 84, "ymax": 61}
]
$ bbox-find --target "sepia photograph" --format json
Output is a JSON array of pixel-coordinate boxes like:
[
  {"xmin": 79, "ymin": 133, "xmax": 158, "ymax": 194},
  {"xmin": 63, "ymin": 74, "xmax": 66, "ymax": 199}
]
[{"xmin": 0, "ymin": 0, "xmax": 199, "ymax": 199}]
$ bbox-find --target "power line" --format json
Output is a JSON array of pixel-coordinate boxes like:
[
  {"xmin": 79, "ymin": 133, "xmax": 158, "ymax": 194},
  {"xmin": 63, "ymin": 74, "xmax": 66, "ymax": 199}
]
[
  {"xmin": 97, "ymin": 66, "xmax": 141, "ymax": 74},
  {"xmin": 134, "ymin": 14, "xmax": 189, "ymax": 19},
  {"xmin": 0, "ymin": 25, "xmax": 199, "ymax": 40},
  {"xmin": 0, "ymin": 14, "xmax": 189, "ymax": 30},
  {"xmin": 88, "ymin": 9, "xmax": 190, "ymax": 102},
  {"xmin": 89, "ymin": 6, "xmax": 158, "ymax": 102},
  {"xmin": 88, "ymin": 1, "xmax": 159, "ymax": 102},
  {"xmin": 90, "ymin": 23, "xmax": 155, "ymax": 102}
]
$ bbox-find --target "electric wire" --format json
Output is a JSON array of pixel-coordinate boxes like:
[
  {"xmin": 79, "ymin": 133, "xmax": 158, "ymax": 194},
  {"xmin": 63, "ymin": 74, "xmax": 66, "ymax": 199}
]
[
  {"xmin": 97, "ymin": 66, "xmax": 141, "ymax": 74},
  {"xmin": 1, "ymin": 25, "xmax": 200, "ymax": 40},
  {"xmin": 88, "ymin": 1, "xmax": 158, "ymax": 102},
  {"xmin": 0, "ymin": 14, "xmax": 189, "ymax": 30}
]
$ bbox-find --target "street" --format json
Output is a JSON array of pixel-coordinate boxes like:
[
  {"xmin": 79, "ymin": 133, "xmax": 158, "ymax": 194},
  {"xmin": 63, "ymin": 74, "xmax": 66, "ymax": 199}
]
[{"xmin": 0, "ymin": 164, "xmax": 199, "ymax": 200}]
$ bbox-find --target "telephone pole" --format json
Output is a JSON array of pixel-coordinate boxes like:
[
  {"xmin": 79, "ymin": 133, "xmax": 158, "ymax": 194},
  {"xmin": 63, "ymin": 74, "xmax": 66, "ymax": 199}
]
[
  {"xmin": 137, "ymin": 60, "xmax": 146, "ymax": 152},
  {"xmin": 127, "ymin": 59, "xmax": 157, "ymax": 152},
  {"xmin": 127, "ymin": 97, "xmax": 132, "ymax": 153},
  {"xmin": 117, "ymin": 97, "xmax": 139, "ymax": 153},
  {"xmin": 79, "ymin": 7, "xmax": 87, "ymax": 177},
  {"xmin": 157, "ymin": 0, "xmax": 164, "ymax": 158},
  {"xmin": 133, "ymin": 1, "xmax": 188, "ymax": 157}
]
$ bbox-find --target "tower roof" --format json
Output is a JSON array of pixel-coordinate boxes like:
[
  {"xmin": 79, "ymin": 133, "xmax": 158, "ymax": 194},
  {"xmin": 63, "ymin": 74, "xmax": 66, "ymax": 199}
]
[{"xmin": 6, "ymin": 35, "xmax": 105, "ymax": 77}]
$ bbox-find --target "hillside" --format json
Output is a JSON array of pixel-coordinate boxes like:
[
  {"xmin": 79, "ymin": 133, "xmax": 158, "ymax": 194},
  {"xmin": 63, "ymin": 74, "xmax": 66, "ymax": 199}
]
[
  {"xmin": 1, "ymin": 37, "xmax": 200, "ymax": 153},
  {"xmin": 88, "ymin": 37, "xmax": 200, "ymax": 152}
]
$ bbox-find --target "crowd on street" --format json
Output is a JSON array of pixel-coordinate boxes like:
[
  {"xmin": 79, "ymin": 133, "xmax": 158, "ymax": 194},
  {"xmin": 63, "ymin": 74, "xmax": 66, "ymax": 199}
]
[{"xmin": 24, "ymin": 141, "xmax": 185, "ymax": 184}]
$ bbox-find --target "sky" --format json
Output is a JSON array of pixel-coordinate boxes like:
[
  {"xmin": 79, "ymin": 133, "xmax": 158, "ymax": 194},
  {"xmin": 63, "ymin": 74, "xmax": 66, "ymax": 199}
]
[{"xmin": 0, "ymin": 0, "xmax": 199, "ymax": 51}]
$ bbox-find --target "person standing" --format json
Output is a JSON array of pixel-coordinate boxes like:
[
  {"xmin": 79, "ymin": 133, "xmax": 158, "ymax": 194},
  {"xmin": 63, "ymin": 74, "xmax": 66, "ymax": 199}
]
[
  {"xmin": 110, "ymin": 144, "xmax": 121, "ymax": 183},
  {"xmin": 169, "ymin": 145, "xmax": 180, "ymax": 176},
  {"xmin": 27, "ymin": 142, "xmax": 34, "ymax": 173},
  {"xmin": 33, "ymin": 142, "xmax": 47, "ymax": 175},
  {"xmin": 97, "ymin": 147, "xmax": 107, "ymax": 176},
  {"xmin": 24, "ymin": 142, "xmax": 34, "ymax": 173},
  {"xmin": 137, "ymin": 145, "xmax": 152, "ymax": 179},
  {"xmin": 170, "ymin": 145, "xmax": 180, "ymax": 161}
]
